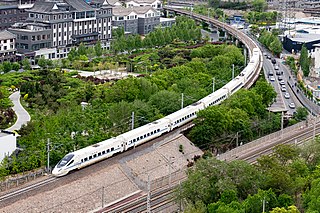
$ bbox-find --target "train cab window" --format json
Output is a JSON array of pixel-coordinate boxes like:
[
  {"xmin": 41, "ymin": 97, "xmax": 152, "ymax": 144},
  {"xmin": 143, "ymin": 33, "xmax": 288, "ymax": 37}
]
[
  {"xmin": 66, "ymin": 160, "xmax": 74, "ymax": 167},
  {"xmin": 84, "ymin": 157, "xmax": 88, "ymax": 161},
  {"xmin": 111, "ymin": 147, "xmax": 114, "ymax": 151},
  {"xmin": 102, "ymin": 151, "xmax": 105, "ymax": 154},
  {"xmin": 98, "ymin": 152, "xmax": 101, "ymax": 156},
  {"xmin": 89, "ymin": 156, "xmax": 92, "ymax": 160},
  {"xmin": 81, "ymin": 159, "xmax": 83, "ymax": 163},
  {"xmin": 56, "ymin": 154, "xmax": 74, "ymax": 168}
]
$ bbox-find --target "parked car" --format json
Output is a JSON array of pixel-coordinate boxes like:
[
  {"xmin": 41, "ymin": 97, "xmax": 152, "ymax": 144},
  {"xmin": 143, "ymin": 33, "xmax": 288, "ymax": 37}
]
[
  {"xmin": 269, "ymin": 71, "xmax": 274, "ymax": 76},
  {"xmin": 270, "ymin": 76, "xmax": 275, "ymax": 82},
  {"xmin": 271, "ymin": 58, "xmax": 276, "ymax": 64},
  {"xmin": 274, "ymin": 65, "xmax": 279, "ymax": 70},
  {"xmin": 278, "ymin": 76, "xmax": 283, "ymax": 81},
  {"xmin": 267, "ymin": 55, "xmax": 271, "ymax": 59},
  {"xmin": 281, "ymin": 85, "xmax": 286, "ymax": 92},
  {"xmin": 279, "ymin": 80, "xmax": 285, "ymax": 85}
]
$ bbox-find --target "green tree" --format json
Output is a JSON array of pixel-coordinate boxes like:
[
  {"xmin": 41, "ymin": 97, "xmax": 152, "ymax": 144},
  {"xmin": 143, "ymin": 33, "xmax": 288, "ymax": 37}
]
[
  {"xmin": 300, "ymin": 44, "xmax": 311, "ymax": 77},
  {"xmin": 2, "ymin": 61, "xmax": 12, "ymax": 73},
  {"xmin": 294, "ymin": 107, "xmax": 308, "ymax": 121},
  {"xmin": 253, "ymin": 79, "xmax": 277, "ymax": 106},
  {"xmin": 270, "ymin": 37, "xmax": 283, "ymax": 56},
  {"xmin": 21, "ymin": 59, "xmax": 31, "ymax": 70},
  {"xmin": 94, "ymin": 40, "xmax": 103, "ymax": 57},
  {"xmin": 252, "ymin": 0, "xmax": 267, "ymax": 12}
]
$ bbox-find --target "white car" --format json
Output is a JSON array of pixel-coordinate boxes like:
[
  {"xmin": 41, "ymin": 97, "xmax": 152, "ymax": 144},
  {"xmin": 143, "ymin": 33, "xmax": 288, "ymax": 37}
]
[
  {"xmin": 281, "ymin": 86, "xmax": 286, "ymax": 92},
  {"xmin": 289, "ymin": 102, "xmax": 295, "ymax": 109},
  {"xmin": 279, "ymin": 80, "xmax": 285, "ymax": 85},
  {"xmin": 270, "ymin": 76, "xmax": 275, "ymax": 82},
  {"xmin": 284, "ymin": 93, "xmax": 290, "ymax": 99}
]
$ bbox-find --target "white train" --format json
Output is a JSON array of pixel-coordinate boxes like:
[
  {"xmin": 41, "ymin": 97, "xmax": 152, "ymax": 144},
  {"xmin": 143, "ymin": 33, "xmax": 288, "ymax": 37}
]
[{"xmin": 52, "ymin": 48, "xmax": 262, "ymax": 176}]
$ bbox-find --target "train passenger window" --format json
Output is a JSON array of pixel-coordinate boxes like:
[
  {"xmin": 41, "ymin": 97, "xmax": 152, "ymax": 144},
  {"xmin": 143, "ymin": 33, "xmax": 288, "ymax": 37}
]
[
  {"xmin": 137, "ymin": 137, "xmax": 139, "ymax": 141},
  {"xmin": 154, "ymin": 130, "xmax": 157, "ymax": 134},
  {"xmin": 140, "ymin": 136, "xmax": 143, "ymax": 139},
  {"xmin": 157, "ymin": 129, "xmax": 160, "ymax": 132},
  {"xmin": 84, "ymin": 157, "xmax": 88, "ymax": 161},
  {"xmin": 66, "ymin": 160, "xmax": 74, "ymax": 167},
  {"xmin": 144, "ymin": 134, "xmax": 146, "ymax": 138},
  {"xmin": 107, "ymin": 149, "xmax": 110, "ymax": 153},
  {"xmin": 147, "ymin": 133, "xmax": 150, "ymax": 136},
  {"xmin": 93, "ymin": 154, "xmax": 97, "ymax": 158},
  {"xmin": 111, "ymin": 147, "xmax": 114, "ymax": 151},
  {"xmin": 98, "ymin": 152, "xmax": 101, "ymax": 156},
  {"xmin": 133, "ymin": 139, "xmax": 136, "ymax": 142},
  {"xmin": 102, "ymin": 151, "xmax": 105, "ymax": 154},
  {"xmin": 151, "ymin": 131, "xmax": 153, "ymax": 135},
  {"xmin": 89, "ymin": 156, "xmax": 92, "ymax": 160},
  {"xmin": 81, "ymin": 159, "xmax": 83, "ymax": 162}
]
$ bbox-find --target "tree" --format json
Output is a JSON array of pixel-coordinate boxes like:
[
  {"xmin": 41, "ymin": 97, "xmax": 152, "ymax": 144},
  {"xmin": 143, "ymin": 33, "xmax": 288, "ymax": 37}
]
[
  {"xmin": 2, "ymin": 61, "xmax": 12, "ymax": 73},
  {"xmin": 21, "ymin": 59, "xmax": 31, "ymax": 70},
  {"xmin": 94, "ymin": 40, "xmax": 103, "ymax": 57},
  {"xmin": 294, "ymin": 107, "xmax": 308, "ymax": 121},
  {"xmin": 252, "ymin": 0, "xmax": 267, "ymax": 12},
  {"xmin": 270, "ymin": 37, "xmax": 283, "ymax": 56},
  {"xmin": 300, "ymin": 44, "xmax": 311, "ymax": 77},
  {"xmin": 148, "ymin": 90, "xmax": 180, "ymax": 115},
  {"xmin": 253, "ymin": 80, "xmax": 277, "ymax": 106}
]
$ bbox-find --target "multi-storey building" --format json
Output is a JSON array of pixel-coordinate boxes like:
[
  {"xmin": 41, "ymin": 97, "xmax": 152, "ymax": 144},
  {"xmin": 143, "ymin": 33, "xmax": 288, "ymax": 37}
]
[
  {"xmin": 125, "ymin": 0, "xmax": 162, "ymax": 10},
  {"xmin": 0, "ymin": 3, "xmax": 33, "ymax": 31},
  {"xmin": 8, "ymin": 0, "xmax": 112, "ymax": 59},
  {"xmin": 0, "ymin": 30, "xmax": 16, "ymax": 62},
  {"xmin": 112, "ymin": 6, "xmax": 160, "ymax": 35}
]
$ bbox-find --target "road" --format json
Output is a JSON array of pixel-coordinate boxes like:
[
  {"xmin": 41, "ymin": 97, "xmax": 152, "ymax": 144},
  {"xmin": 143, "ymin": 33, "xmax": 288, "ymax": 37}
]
[
  {"xmin": 6, "ymin": 91, "xmax": 31, "ymax": 132},
  {"xmin": 263, "ymin": 54, "xmax": 302, "ymax": 115}
]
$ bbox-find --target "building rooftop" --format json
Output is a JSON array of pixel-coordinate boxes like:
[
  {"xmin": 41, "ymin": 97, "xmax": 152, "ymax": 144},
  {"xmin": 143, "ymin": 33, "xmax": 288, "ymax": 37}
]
[
  {"xmin": 133, "ymin": 5, "xmax": 155, "ymax": 14},
  {"xmin": 0, "ymin": 30, "xmax": 16, "ymax": 40},
  {"xmin": 113, "ymin": 6, "xmax": 136, "ymax": 16},
  {"xmin": 127, "ymin": 0, "xmax": 159, "ymax": 4},
  {"xmin": 28, "ymin": 0, "xmax": 94, "ymax": 13},
  {"xmin": 286, "ymin": 33, "xmax": 320, "ymax": 43}
]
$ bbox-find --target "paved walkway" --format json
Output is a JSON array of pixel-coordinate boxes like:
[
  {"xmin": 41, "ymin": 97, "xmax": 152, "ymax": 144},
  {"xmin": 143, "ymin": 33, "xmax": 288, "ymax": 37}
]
[{"xmin": 6, "ymin": 91, "xmax": 31, "ymax": 132}]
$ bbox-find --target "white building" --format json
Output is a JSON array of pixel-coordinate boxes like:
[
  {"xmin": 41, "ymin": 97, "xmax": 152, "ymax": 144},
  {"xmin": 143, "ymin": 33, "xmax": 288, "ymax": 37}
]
[
  {"xmin": 125, "ymin": 0, "xmax": 162, "ymax": 10},
  {"xmin": 0, "ymin": 130, "xmax": 17, "ymax": 163},
  {"xmin": 0, "ymin": 30, "xmax": 17, "ymax": 62}
]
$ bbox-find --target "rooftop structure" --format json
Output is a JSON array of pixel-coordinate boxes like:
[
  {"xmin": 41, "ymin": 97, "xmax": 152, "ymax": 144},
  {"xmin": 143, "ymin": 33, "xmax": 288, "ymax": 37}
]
[{"xmin": 0, "ymin": 130, "xmax": 17, "ymax": 163}]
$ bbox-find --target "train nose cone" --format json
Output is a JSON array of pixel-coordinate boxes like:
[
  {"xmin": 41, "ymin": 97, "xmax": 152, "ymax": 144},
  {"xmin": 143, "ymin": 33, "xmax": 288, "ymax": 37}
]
[{"xmin": 52, "ymin": 168, "xmax": 60, "ymax": 176}]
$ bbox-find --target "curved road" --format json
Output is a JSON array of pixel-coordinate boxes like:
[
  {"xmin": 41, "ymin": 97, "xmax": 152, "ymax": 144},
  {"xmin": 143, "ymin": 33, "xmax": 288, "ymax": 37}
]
[{"xmin": 6, "ymin": 91, "xmax": 31, "ymax": 132}]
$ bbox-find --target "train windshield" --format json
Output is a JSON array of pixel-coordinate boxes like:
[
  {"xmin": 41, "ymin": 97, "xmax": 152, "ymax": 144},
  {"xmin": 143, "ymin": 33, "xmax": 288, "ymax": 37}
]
[{"xmin": 57, "ymin": 154, "xmax": 74, "ymax": 168}]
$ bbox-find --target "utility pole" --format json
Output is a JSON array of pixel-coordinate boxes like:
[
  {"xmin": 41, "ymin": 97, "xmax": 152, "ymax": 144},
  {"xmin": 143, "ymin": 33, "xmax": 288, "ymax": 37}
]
[
  {"xmin": 212, "ymin": 78, "xmax": 215, "ymax": 93},
  {"xmin": 181, "ymin": 93, "xmax": 184, "ymax": 109},
  {"xmin": 262, "ymin": 196, "xmax": 266, "ymax": 213},
  {"xmin": 169, "ymin": 160, "xmax": 172, "ymax": 187},
  {"xmin": 131, "ymin": 111, "xmax": 135, "ymax": 130},
  {"xmin": 47, "ymin": 138, "xmax": 50, "ymax": 173},
  {"xmin": 232, "ymin": 64, "xmax": 235, "ymax": 79},
  {"xmin": 102, "ymin": 186, "xmax": 105, "ymax": 208},
  {"xmin": 179, "ymin": 181, "xmax": 182, "ymax": 212},
  {"xmin": 147, "ymin": 174, "xmax": 151, "ymax": 213},
  {"xmin": 281, "ymin": 111, "xmax": 284, "ymax": 138},
  {"xmin": 313, "ymin": 115, "xmax": 316, "ymax": 141},
  {"xmin": 236, "ymin": 132, "xmax": 239, "ymax": 147},
  {"xmin": 244, "ymin": 48, "xmax": 247, "ymax": 65}
]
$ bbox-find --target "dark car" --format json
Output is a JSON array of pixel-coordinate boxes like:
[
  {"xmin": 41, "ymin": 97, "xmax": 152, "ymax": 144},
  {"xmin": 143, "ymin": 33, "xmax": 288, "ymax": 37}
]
[{"xmin": 271, "ymin": 58, "xmax": 276, "ymax": 64}]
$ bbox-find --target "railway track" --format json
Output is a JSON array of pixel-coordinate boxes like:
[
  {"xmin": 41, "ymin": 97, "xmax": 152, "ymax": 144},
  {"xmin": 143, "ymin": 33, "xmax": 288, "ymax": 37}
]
[
  {"xmin": 100, "ymin": 187, "xmax": 177, "ymax": 213},
  {"xmin": 0, "ymin": 177, "xmax": 57, "ymax": 202}
]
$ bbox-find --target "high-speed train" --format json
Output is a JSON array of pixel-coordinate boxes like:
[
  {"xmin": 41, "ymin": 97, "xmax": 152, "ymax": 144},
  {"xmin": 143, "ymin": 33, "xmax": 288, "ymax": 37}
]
[{"xmin": 52, "ymin": 48, "xmax": 262, "ymax": 176}]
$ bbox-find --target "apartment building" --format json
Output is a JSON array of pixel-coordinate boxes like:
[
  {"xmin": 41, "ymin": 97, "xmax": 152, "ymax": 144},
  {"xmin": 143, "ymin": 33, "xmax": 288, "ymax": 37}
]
[
  {"xmin": 0, "ymin": 30, "xmax": 16, "ymax": 62},
  {"xmin": 8, "ymin": 0, "xmax": 112, "ymax": 59},
  {"xmin": 0, "ymin": 3, "xmax": 33, "ymax": 31},
  {"xmin": 125, "ymin": 0, "xmax": 162, "ymax": 10}
]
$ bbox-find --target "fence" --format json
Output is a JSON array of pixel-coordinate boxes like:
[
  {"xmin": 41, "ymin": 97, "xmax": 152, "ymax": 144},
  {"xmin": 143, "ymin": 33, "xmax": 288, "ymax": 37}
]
[
  {"xmin": 0, "ymin": 168, "xmax": 46, "ymax": 192},
  {"xmin": 217, "ymin": 120, "xmax": 308, "ymax": 161}
]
